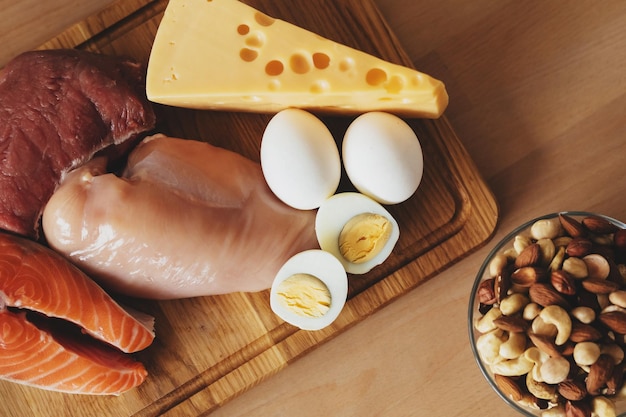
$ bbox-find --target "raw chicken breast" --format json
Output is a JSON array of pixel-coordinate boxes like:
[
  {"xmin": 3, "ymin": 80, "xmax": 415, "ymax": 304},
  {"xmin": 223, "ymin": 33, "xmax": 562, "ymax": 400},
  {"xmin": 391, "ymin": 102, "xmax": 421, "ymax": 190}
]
[
  {"xmin": 43, "ymin": 135, "xmax": 318, "ymax": 299},
  {"xmin": 0, "ymin": 232, "xmax": 154, "ymax": 395},
  {"xmin": 0, "ymin": 49, "xmax": 155, "ymax": 239}
]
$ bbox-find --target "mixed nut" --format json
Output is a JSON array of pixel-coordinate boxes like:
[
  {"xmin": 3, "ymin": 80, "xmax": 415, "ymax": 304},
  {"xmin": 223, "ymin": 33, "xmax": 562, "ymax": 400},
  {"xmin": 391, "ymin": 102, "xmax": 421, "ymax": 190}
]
[{"xmin": 473, "ymin": 213, "xmax": 626, "ymax": 417}]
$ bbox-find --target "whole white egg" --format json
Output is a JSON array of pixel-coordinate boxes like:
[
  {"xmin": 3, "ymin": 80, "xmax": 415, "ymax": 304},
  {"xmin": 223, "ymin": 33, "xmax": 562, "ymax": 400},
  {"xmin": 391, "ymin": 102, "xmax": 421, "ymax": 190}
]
[
  {"xmin": 315, "ymin": 192, "xmax": 400, "ymax": 274},
  {"xmin": 261, "ymin": 109, "xmax": 341, "ymax": 210},
  {"xmin": 342, "ymin": 112, "xmax": 423, "ymax": 205},
  {"xmin": 270, "ymin": 249, "xmax": 348, "ymax": 331}
]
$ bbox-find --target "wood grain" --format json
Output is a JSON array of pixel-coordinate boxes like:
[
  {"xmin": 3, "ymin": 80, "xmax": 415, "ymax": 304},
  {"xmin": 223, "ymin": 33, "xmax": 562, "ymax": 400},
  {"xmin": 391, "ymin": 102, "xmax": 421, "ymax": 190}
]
[
  {"xmin": 0, "ymin": 0, "xmax": 497, "ymax": 416},
  {"xmin": 5, "ymin": 0, "xmax": 626, "ymax": 416}
]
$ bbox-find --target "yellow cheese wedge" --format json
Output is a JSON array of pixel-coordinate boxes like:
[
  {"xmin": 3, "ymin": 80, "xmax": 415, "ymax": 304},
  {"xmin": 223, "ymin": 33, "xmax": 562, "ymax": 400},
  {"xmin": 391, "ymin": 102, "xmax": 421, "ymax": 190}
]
[{"xmin": 146, "ymin": 0, "xmax": 448, "ymax": 118}]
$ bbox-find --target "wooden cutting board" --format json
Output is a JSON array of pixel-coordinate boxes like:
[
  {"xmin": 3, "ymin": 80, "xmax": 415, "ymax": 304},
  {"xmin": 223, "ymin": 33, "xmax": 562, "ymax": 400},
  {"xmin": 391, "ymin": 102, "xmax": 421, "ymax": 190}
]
[{"xmin": 1, "ymin": 1, "xmax": 498, "ymax": 415}]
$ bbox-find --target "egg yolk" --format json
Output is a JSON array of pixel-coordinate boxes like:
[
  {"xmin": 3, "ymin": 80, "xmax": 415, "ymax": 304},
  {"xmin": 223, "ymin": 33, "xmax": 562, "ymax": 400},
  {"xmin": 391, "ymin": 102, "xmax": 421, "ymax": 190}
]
[
  {"xmin": 339, "ymin": 213, "xmax": 392, "ymax": 264},
  {"xmin": 276, "ymin": 273, "xmax": 331, "ymax": 317}
]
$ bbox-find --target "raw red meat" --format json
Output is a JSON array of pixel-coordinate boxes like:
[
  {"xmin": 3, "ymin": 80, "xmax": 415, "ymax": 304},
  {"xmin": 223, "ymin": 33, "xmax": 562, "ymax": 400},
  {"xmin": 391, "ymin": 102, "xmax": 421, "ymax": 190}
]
[{"xmin": 0, "ymin": 49, "xmax": 156, "ymax": 239}]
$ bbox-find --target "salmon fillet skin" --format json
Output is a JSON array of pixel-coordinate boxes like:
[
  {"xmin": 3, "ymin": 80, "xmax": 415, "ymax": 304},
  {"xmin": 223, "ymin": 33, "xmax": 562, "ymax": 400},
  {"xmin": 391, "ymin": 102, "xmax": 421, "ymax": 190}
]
[
  {"xmin": 0, "ymin": 232, "xmax": 155, "ymax": 395},
  {"xmin": 0, "ymin": 49, "xmax": 156, "ymax": 239}
]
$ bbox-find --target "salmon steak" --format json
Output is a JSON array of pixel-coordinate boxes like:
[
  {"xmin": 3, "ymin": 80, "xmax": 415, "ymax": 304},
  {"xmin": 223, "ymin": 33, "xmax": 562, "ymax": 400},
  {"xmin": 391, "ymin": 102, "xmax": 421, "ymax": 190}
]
[{"xmin": 0, "ymin": 232, "xmax": 155, "ymax": 395}]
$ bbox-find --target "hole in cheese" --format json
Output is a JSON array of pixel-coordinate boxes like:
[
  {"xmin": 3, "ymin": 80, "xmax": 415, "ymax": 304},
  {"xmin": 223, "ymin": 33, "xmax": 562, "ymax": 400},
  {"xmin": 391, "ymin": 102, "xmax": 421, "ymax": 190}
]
[
  {"xmin": 240, "ymin": 48, "xmax": 258, "ymax": 62},
  {"xmin": 237, "ymin": 24, "xmax": 250, "ymax": 35},
  {"xmin": 254, "ymin": 12, "xmax": 275, "ymax": 27},
  {"xmin": 268, "ymin": 79, "xmax": 281, "ymax": 91},
  {"xmin": 339, "ymin": 58, "xmax": 354, "ymax": 72},
  {"xmin": 289, "ymin": 53, "xmax": 311, "ymax": 74},
  {"xmin": 265, "ymin": 60, "xmax": 284, "ymax": 76},
  {"xmin": 387, "ymin": 74, "xmax": 405, "ymax": 94},
  {"xmin": 366, "ymin": 68, "xmax": 387, "ymax": 86},
  {"xmin": 310, "ymin": 80, "xmax": 330, "ymax": 93},
  {"xmin": 312, "ymin": 52, "xmax": 330, "ymax": 69},
  {"xmin": 245, "ymin": 32, "xmax": 265, "ymax": 48}
]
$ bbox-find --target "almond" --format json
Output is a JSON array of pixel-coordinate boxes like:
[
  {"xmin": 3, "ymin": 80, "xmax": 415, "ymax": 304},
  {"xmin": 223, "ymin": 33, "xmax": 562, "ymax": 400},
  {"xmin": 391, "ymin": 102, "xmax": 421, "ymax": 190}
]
[
  {"xmin": 528, "ymin": 331, "xmax": 561, "ymax": 357},
  {"xmin": 569, "ymin": 322, "xmax": 602, "ymax": 343},
  {"xmin": 559, "ymin": 214, "xmax": 587, "ymax": 238},
  {"xmin": 494, "ymin": 374, "xmax": 524, "ymax": 402},
  {"xmin": 599, "ymin": 310, "xmax": 626, "ymax": 334},
  {"xmin": 605, "ymin": 362, "xmax": 625, "ymax": 395},
  {"xmin": 494, "ymin": 267, "xmax": 511, "ymax": 304},
  {"xmin": 493, "ymin": 315, "xmax": 529, "ymax": 333},
  {"xmin": 614, "ymin": 228, "xmax": 626, "ymax": 252},
  {"xmin": 511, "ymin": 266, "xmax": 546, "ymax": 287},
  {"xmin": 477, "ymin": 278, "xmax": 497, "ymax": 305},
  {"xmin": 514, "ymin": 243, "xmax": 541, "ymax": 268},
  {"xmin": 561, "ymin": 340, "xmax": 575, "ymax": 356},
  {"xmin": 583, "ymin": 215, "xmax": 620, "ymax": 234},
  {"xmin": 565, "ymin": 237, "xmax": 593, "ymax": 258},
  {"xmin": 529, "ymin": 283, "xmax": 570, "ymax": 309},
  {"xmin": 565, "ymin": 399, "xmax": 592, "ymax": 417},
  {"xmin": 558, "ymin": 379, "xmax": 587, "ymax": 401},
  {"xmin": 581, "ymin": 277, "xmax": 619, "ymax": 294},
  {"xmin": 551, "ymin": 270, "xmax": 577, "ymax": 295},
  {"xmin": 586, "ymin": 354, "xmax": 614, "ymax": 394}
]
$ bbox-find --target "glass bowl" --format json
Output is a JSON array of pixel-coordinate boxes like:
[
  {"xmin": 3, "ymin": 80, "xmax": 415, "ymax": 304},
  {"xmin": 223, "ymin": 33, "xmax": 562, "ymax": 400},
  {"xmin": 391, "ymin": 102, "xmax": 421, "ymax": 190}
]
[{"xmin": 469, "ymin": 211, "xmax": 626, "ymax": 416}]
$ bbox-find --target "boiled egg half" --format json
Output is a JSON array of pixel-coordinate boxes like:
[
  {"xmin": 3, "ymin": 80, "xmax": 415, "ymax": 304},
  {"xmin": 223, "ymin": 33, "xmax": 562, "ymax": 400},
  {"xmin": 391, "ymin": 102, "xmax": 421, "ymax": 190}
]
[
  {"xmin": 315, "ymin": 192, "xmax": 400, "ymax": 274},
  {"xmin": 270, "ymin": 249, "xmax": 348, "ymax": 331}
]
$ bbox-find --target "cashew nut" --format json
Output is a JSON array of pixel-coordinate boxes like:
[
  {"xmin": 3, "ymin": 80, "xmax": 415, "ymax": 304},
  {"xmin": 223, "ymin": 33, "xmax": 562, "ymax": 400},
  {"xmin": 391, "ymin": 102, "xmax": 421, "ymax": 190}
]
[
  {"xmin": 540, "ymin": 356, "xmax": 570, "ymax": 384},
  {"xmin": 523, "ymin": 302, "xmax": 542, "ymax": 321},
  {"xmin": 592, "ymin": 395, "xmax": 617, "ymax": 417},
  {"xmin": 524, "ymin": 346, "xmax": 550, "ymax": 383},
  {"xmin": 602, "ymin": 304, "xmax": 626, "ymax": 314},
  {"xmin": 525, "ymin": 372, "xmax": 557, "ymax": 401},
  {"xmin": 536, "ymin": 238, "xmax": 556, "ymax": 267},
  {"xmin": 490, "ymin": 354, "xmax": 534, "ymax": 376},
  {"xmin": 592, "ymin": 234, "xmax": 613, "ymax": 246},
  {"xmin": 553, "ymin": 236, "xmax": 572, "ymax": 248},
  {"xmin": 538, "ymin": 305, "xmax": 572, "ymax": 345},
  {"xmin": 573, "ymin": 341, "xmax": 601, "ymax": 366},
  {"xmin": 532, "ymin": 315, "xmax": 558, "ymax": 338},
  {"xmin": 500, "ymin": 293, "xmax": 530, "ymax": 316},
  {"xmin": 488, "ymin": 253, "xmax": 508, "ymax": 278},
  {"xmin": 475, "ymin": 306, "xmax": 502, "ymax": 333},
  {"xmin": 540, "ymin": 404, "xmax": 566, "ymax": 417},
  {"xmin": 563, "ymin": 257, "xmax": 588, "ymax": 279},
  {"xmin": 571, "ymin": 306, "xmax": 596, "ymax": 324},
  {"xmin": 503, "ymin": 248, "xmax": 518, "ymax": 261},
  {"xmin": 548, "ymin": 245, "xmax": 566, "ymax": 272},
  {"xmin": 598, "ymin": 293, "xmax": 611, "ymax": 311},
  {"xmin": 499, "ymin": 332, "xmax": 527, "ymax": 360},
  {"xmin": 609, "ymin": 290, "xmax": 626, "ymax": 309},
  {"xmin": 476, "ymin": 329, "xmax": 506, "ymax": 365},
  {"xmin": 530, "ymin": 218, "xmax": 562, "ymax": 240},
  {"xmin": 514, "ymin": 234, "xmax": 532, "ymax": 254}
]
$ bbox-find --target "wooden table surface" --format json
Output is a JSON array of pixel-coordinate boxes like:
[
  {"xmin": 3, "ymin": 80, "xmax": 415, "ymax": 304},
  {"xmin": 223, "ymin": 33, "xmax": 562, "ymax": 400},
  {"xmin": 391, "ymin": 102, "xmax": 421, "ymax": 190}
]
[{"xmin": 2, "ymin": 1, "xmax": 626, "ymax": 416}]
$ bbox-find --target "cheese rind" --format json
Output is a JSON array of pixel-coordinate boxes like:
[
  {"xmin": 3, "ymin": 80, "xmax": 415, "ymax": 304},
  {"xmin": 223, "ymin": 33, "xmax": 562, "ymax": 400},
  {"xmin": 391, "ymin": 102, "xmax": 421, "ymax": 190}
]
[{"xmin": 147, "ymin": 0, "xmax": 448, "ymax": 118}]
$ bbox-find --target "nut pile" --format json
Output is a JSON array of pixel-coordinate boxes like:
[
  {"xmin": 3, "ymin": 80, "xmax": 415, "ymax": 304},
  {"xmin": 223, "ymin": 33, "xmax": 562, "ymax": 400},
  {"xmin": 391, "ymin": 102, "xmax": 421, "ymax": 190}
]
[{"xmin": 474, "ymin": 214, "xmax": 626, "ymax": 417}]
